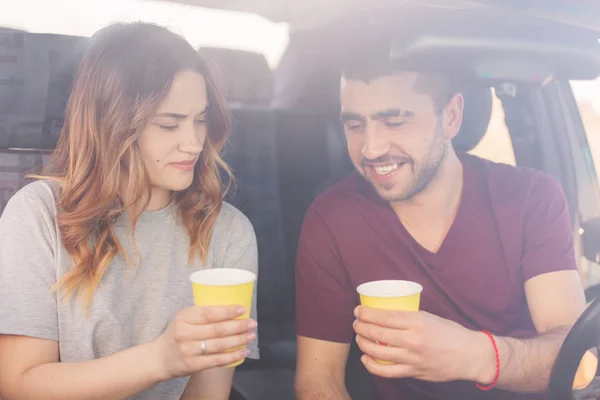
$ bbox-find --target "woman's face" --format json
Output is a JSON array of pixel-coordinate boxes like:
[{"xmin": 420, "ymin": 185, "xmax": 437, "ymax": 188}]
[{"xmin": 137, "ymin": 69, "xmax": 208, "ymax": 202}]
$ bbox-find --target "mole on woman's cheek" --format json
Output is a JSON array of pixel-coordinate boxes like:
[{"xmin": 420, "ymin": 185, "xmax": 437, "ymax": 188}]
[{"xmin": 156, "ymin": 159, "xmax": 160, "ymax": 163}]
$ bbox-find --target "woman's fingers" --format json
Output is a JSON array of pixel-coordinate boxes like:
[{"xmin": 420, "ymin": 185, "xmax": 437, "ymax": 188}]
[
  {"xmin": 180, "ymin": 331, "xmax": 256, "ymax": 356},
  {"xmin": 195, "ymin": 348, "xmax": 250, "ymax": 370},
  {"xmin": 161, "ymin": 306, "xmax": 258, "ymax": 378},
  {"xmin": 175, "ymin": 318, "xmax": 257, "ymax": 342},
  {"xmin": 179, "ymin": 305, "xmax": 246, "ymax": 325}
]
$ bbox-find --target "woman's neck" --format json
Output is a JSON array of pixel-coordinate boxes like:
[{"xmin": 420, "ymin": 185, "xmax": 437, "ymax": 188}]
[
  {"xmin": 120, "ymin": 186, "xmax": 172, "ymax": 212},
  {"xmin": 146, "ymin": 187, "xmax": 172, "ymax": 211}
]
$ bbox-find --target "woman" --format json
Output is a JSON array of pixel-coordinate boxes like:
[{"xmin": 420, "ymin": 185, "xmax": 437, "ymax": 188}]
[{"xmin": 0, "ymin": 22, "xmax": 259, "ymax": 400}]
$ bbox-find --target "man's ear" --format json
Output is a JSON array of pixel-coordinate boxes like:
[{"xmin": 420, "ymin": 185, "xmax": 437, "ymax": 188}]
[{"xmin": 443, "ymin": 93, "xmax": 464, "ymax": 141}]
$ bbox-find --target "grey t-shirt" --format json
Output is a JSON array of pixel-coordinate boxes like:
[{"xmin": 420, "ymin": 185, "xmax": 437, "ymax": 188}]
[{"xmin": 0, "ymin": 180, "xmax": 259, "ymax": 399}]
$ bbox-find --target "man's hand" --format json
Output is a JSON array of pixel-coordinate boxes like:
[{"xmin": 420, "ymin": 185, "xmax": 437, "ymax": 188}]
[{"xmin": 353, "ymin": 306, "xmax": 494, "ymax": 383}]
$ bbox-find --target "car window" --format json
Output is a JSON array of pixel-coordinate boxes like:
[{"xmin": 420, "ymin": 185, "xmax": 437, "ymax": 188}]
[
  {"xmin": 0, "ymin": 0, "xmax": 289, "ymax": 69},
  {"xmin": 571, "ymin": 79, "xmax": 600, "ymax": 179},
  {"xmin": 469, "ymin": 89, "xmax": 516, "ymax": 166},
  {"xmin": 570, "ymin": 78, "xmax": 600, "ymax": 287},
  {"xmin": 0, "ymin": 0, "xmax": 290, "ymax": 215}
]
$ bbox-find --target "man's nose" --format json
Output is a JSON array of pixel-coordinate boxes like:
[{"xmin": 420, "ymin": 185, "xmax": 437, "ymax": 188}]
[{"xmin": 362, "ymin": 124, "xmax": 390, "ymax": 160}]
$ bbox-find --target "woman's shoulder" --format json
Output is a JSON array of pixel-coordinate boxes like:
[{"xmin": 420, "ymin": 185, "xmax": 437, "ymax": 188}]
[
  {"xmin": 4, "ymin": 180, "xmax": 60, "ymax": 219},
  {"xmin": 216, "ymin": 202, "xmax": 255, "ymax": 237},
  {"xmin": 0, "ymin": 180, "xmax": 61, "ymax": 249},
  {"xmin": 210, "ymin": 202, "xmax": 258, "ymax": 271}
]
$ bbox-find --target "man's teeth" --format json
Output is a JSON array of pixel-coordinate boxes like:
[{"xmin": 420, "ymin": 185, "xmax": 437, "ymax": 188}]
[{"xmin": 374, "ymin": 163, "xmax": 400, "ymax": 175}]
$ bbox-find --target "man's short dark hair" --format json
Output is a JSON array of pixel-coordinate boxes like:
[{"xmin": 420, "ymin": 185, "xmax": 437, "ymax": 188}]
[{"xmin": 342, "ymin": 53, "xmax": 460, "ymax": 114}]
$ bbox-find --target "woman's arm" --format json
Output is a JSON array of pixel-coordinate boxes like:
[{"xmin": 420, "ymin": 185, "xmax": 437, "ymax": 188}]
[
  {"xmin": 0, "ymin": 335, "xmax": 164, "ymax": 400},
  {"xmin": 180, "ymin": 368, "xmax": 235, "ymax": 400},
  {"xmin": 0, "ymin": 305, "xmax": 254, "ymax": 400},
  {"xmin": 178, "ymin": 207, "xmax": 261, "ymax": 400},
  {"xmin": 220, "ymin": 206, "xmax": 260, "ymax": 360}
]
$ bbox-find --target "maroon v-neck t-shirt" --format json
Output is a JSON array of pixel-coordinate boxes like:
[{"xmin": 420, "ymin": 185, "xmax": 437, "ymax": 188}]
[{"xmin": 295, "ymin": 154, "xmax": 577, "ymax": 400}]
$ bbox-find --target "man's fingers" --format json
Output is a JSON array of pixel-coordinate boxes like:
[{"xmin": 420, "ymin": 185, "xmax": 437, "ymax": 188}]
[
  {"xmin": 353, "ymin": 320, "xmax": 409, "ymax": 348},
  {"xmin": 179, "ymin": 305, "xmax": 246, "ymax": 324},
  {"xmin": 361, "ymin": 354, "xmax": 416, "ymax": 379},
  {"xmin": 355, "ymin": 306, "xmax": 419, "ymax": 329},
  {"xmin": 176, "ymin": 318, "xmax": 256, "ymax": 341},
  {"xmin": 355, "ymin": 335, "xmax": 416, "ymax": 365}
]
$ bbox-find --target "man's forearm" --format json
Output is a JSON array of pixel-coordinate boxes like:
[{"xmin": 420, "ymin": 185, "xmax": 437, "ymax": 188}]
[
  {"xmin": 474, "ymin": 326, "xmax": 571, "ymax": 392},
  {"xmin": 296, "ymin": 376, "xmax": 351, "ymax": 400}
]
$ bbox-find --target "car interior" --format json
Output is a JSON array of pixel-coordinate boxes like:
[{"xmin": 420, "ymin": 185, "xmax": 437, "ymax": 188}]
[{"xmin": 3, "ymin": 1, "xmax": 600, "ymax": 399}]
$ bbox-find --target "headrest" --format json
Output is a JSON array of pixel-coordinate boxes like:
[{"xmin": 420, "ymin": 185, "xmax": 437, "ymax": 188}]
[
  {"xmin": 452, "ymin": 84, "xmax": 493, "ymax": 153},
  {"xmin": 0, "ymin": 31, "xmax": 86, "ymax": 150},
  {"xmin": 198, "ymin": 47, "xmax": 273, "ymax": 105}
]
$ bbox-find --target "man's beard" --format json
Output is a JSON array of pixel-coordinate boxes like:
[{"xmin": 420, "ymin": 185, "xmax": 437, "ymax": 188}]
[
  {"xmin": 365, "ymin": 125, "xmax": 447, "ymax": 203},
  {"xmin": 388, "ymin": 145, "xmax": 446, "ymax": 202}
]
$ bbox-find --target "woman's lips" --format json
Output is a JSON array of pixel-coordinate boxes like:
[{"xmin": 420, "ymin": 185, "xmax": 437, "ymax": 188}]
[{"xmin": 168, "ymin": 160, "xmax": 196, "ymax": 171}]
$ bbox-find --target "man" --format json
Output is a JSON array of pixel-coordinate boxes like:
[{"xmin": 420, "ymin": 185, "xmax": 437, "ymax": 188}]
[{"xmin": 294, "ymin": 54, "xmax": 596, "ymax": 400}]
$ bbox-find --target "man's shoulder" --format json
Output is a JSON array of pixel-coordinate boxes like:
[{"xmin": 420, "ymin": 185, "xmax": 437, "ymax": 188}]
[
  {"xmin": 466, "ymin": 155, "xmax": 564, "ymax": 205},
  {"xmin": 298, "ymin": 172, "xmax": 370, "ymax": 234},
  {"xmin": 310, "ymin": 172, "xmax": 363, "ymax": 214},
  {"xmin": 467, "ymin": 154, "xmax": 539, "ymax": 181}
]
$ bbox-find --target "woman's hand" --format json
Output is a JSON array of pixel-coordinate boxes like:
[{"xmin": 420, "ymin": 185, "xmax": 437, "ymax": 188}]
[{"xmin": 154, "ymin": 305, "xmax": 256, "ymax": 379}]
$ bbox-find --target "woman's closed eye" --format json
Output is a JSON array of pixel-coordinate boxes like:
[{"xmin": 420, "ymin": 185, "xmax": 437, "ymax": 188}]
[
  {"xmin": 157, "ymin": 124, "xmax": 178, "ymax": 131},
  {"xmin": 156, "ymin": 121, "xmax": 205, "ymax": 130}
]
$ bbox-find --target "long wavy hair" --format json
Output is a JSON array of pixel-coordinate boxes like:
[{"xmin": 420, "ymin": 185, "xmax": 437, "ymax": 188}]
[{"xmin": 40, "ymin": 22, "xmax": 232, "ymax": 308}]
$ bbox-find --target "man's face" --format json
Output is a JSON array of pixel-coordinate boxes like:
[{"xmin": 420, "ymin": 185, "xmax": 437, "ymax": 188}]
[{"xmin": 341, "ymin": 72, "xmax": 462, "ymax": 202}]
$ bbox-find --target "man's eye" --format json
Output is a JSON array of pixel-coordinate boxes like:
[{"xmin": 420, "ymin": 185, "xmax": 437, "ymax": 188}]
[
  {"xmin": 386, "ymin": 121, "xmax": 407, "ymax": 128},
  {"xmin": 194, "ymin": 119, "xmax": 207, "ymax": 125},
  {"xmin": 346, "ymin": 123, "xmax": 364, "ymax": 131}
]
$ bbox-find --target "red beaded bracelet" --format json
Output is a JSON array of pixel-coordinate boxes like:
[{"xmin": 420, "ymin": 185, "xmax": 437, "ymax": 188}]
[{"xmin": 476, "ymin": 330, "xmax": 500, "ymax": 391}]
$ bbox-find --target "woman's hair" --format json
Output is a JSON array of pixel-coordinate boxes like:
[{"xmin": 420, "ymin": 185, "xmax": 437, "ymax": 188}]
[{"xmin": 41, "ymin": 22, "xmax": 232, "ymax": 308}]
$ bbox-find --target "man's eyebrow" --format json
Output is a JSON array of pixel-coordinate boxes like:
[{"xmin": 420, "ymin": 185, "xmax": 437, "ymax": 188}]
[
  {"xmin": 341, "ymin": 112, "xmax": 366, "ymax": 123},
  {"xmin": 371, "ymin": 109, "xmax": 415, "ymax": 120}
]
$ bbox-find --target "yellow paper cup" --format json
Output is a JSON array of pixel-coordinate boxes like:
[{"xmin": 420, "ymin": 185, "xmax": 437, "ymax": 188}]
[
  {"xmin": 357, "ymin": 280, "xmax": 423, "ymax": 364},
  {"xmin": 190, "ymin": 268, "xmax": 256, "ymax": 368}
]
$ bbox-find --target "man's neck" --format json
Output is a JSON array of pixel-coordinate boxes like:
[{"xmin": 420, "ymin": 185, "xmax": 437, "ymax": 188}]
[{"xmin": 390, "ymin": 151, "xmax": 464, "ymax": 231}]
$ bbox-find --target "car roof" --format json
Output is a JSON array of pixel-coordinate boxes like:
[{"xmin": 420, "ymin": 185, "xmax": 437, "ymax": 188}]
[{"xmin": 159, "ymin": 0, "xmax": 600, "ymax": 33}]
